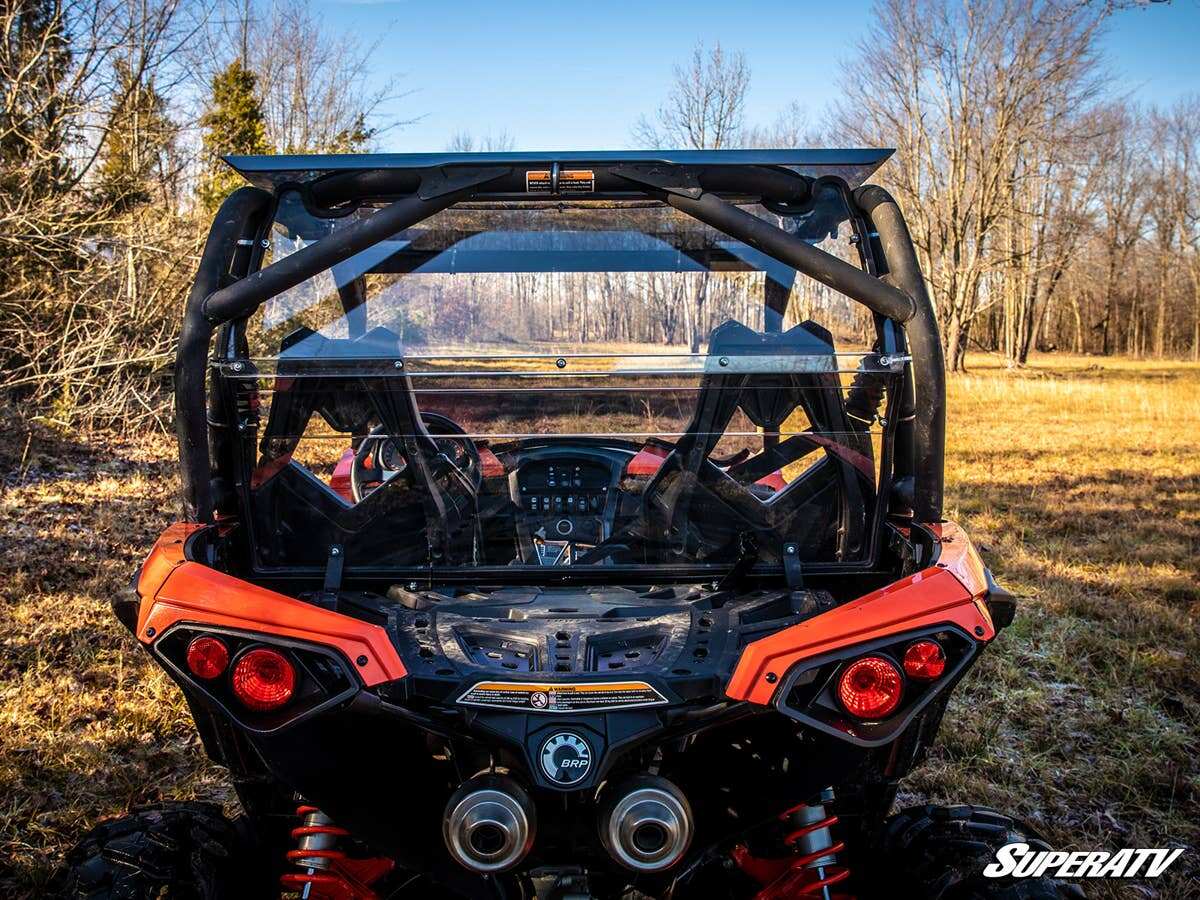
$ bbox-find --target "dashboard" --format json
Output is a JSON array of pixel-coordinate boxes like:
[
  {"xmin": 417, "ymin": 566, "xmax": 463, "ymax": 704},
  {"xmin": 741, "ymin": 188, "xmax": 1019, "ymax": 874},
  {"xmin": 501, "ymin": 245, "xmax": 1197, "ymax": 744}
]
[
  {"xmin": 357, "ymin": 429, "xmax": 641, "ymax": 566},
  {"xmin": 509, "ymin": 445, "xmax": 630, "ymax": 565}
]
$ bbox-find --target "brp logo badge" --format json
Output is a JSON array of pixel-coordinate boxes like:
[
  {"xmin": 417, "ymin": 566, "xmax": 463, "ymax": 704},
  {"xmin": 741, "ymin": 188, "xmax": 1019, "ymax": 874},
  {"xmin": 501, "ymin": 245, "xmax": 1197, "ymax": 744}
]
[{"xmin": 540, "ymin": 732, "xmax": 592, "ymax": 785}]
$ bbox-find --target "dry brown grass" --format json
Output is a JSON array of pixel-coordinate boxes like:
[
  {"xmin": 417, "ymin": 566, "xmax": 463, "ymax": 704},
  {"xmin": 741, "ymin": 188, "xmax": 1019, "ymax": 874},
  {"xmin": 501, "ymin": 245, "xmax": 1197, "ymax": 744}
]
[{"xmin": 0, "ymin": 353, "xmax": 1196, "ymax": 898}]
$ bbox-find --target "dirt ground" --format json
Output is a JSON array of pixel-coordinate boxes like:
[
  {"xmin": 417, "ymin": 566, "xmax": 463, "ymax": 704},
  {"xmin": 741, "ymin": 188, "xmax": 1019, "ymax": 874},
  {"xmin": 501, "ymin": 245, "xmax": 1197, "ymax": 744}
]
[{"xmin": 1, "ymin": 353, "xmax": 1196, "ymax": 898}]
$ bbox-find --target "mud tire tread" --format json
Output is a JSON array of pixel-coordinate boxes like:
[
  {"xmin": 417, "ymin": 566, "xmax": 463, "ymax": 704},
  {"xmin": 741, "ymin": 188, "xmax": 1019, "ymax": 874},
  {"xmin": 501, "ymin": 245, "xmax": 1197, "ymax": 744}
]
[
  {"xmin": 875, "ymin": 804, "xmax": 1086, "ymax": 900},
  {"xmin": 57, "ymin": 802, "xmax": 254, "ymax": 900}
]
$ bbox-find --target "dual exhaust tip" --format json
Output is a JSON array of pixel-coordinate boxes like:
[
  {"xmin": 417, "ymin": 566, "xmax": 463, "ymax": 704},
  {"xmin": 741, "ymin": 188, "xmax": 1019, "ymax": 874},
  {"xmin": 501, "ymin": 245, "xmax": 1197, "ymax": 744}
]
[
  {"xmin": 443, "ymin": 773, "xmax": 692, "ymax": 874},
  {"xmin": 598, "ymin": 776, "xmax": 693, "ymax": 872},
  {"xmin": 443, "ymin": 775, "xmax": 537, "ymax": 873}
]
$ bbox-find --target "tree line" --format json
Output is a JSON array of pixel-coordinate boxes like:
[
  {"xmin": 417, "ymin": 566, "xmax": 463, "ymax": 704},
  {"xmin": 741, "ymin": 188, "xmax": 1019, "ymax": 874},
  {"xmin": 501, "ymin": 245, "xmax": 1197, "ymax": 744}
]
[
  {"xmin": 1, "ymin": 0, "xmax": 394, "ymax": 429},
  {"xmin": 638, "ymin": 4, "xmax": 1199, "ymax": 370},
  {"xmin": 1, "ymin": 0, "xmax": 1196, "ymax": 433}
]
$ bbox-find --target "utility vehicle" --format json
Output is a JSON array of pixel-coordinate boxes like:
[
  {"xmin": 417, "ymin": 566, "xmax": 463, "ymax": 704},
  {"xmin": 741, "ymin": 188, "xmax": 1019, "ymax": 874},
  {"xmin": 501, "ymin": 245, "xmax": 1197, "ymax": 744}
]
[{"xmin": 64, "ymin": 150, "xmax": 1083, "ymax": 899}]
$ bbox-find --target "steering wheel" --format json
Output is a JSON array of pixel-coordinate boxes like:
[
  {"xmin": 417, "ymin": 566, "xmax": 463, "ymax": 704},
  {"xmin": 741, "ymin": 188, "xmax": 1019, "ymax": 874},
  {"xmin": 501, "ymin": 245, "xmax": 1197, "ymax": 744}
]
[{"xmin": 350, "ymin": 413, "xmax": 481, "ymax": 502}]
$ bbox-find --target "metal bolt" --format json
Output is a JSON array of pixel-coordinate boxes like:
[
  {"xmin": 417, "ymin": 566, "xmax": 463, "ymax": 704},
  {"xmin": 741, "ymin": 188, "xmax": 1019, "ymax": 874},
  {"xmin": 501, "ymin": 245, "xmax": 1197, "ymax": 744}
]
[
  {"xmin": 765, "ymin": 672, "xmax": 778, "ymax": 684},
  {"xmin": 555, "ymin": 357, "xmax": 567, "ymax": 369},
  {"xmin": 356, "ymin": 655, "xmax": 368, "ymax": 667},
  {"xmin": 849, "ymin": 234, "xmax": 861, "ymax": 244},
  {"xmin": 878, "ymin": 355, "xmax": 891, "ymax": 367},
  {"xmin": 718, "ymin": 356, "xmax": 729, "ymax": 367},
  {"xmin": 393, "ymin": 360, "xmax": 404, "ymax": 370},
  {"xmin": 330, "ymin": 547, "xmax": 340, "ymax": 556},
  {"xmin": 231, "ymin": 361, "xmax": 245, "ymax": 373},
  {"xmin": 260, "ymin": 238, "xmax": 270, "ymax": 249},
  {"xmin": 785, "ymin": 544, "xmax": 797, "ymax": 554},
  {"xmin": 974, "ymin": 626, "xmax": 985, "ymax": 637},
  {"xmin": 145, "ymin": 627, "xmax": 156, "ymax": 638},
  {"xmin": 408, "ymin": 581, "xmax": 418, "ymax": 591}
]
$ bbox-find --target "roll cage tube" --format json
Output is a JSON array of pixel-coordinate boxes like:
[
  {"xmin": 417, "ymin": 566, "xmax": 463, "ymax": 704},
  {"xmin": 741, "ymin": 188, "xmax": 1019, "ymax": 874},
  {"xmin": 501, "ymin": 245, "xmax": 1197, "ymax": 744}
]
[
  {"xmin": 854, "ymin": 185, "xmax": 945, "ymax": 521},
  {"xmin": 175, "ymin": 164, "xmax": 944, "ymax": 527},
  {"xmin": 175, "ymin": 186, "xmax": 271, "ymax": 523}
]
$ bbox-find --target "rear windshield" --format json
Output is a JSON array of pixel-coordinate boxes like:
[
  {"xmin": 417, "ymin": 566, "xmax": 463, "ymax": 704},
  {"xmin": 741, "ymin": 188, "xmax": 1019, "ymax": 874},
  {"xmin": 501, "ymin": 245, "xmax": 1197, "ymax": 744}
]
[{"xmin": 219, "ymin": 187, "xmax": 904, "ymax": 576}]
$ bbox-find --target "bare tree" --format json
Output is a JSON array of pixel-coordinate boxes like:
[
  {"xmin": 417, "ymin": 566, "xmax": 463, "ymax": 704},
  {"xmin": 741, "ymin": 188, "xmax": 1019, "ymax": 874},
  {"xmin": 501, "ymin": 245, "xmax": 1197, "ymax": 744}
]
[
  {"xmin": 836, "ymin": 0, "xmax": 1107, "ymax": 370},
  {"xmin": 1, "ymin": 0, "xmax": 209, "ymax": 428},
  {"xmin": 446, "ymin": 130, "xmax": 516, "ymax": 152},
  {"xmin": 188, "ymin": 0, "xmax": 406, "ymax": 155},
  {"xmin": 633, "ymin": 41, "xmax": 749, "ymax": 150},
  {"xmin": 742, "ymin": 101, "xmax": 820, "ymax": 148},
  {"xmin": 632, "ymin": 41, "xmax": 750, "ymax": 351}
]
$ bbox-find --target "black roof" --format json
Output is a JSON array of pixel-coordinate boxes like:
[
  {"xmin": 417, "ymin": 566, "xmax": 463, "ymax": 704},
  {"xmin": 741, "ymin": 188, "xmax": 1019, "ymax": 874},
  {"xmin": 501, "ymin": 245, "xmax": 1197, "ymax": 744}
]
[{"xmin": 224, "ymin": 148, "xmax": 894, "ymax": 192}]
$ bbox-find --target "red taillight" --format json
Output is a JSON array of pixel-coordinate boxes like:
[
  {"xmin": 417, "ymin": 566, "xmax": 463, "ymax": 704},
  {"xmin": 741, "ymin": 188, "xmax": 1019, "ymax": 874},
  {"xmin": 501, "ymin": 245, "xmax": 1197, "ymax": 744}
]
[
  {"xmin": 837, "ymin": 656, "xmax": 903, "ymax": 719},
  {"xmin": 231, "ymin": 648, "xmax": 295, "ymax": 711},
  {"xmin": 185, "ymin": 636, "xmax": 229, "ymax": 680},
  {"xmin": 903, "ymin": 640, "xmax": 946, "ymax": 681}
]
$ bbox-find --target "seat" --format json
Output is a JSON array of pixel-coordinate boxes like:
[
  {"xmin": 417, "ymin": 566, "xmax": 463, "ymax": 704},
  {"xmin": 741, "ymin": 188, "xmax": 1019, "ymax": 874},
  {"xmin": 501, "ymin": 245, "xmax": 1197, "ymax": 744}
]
[
  {"xmin": 253, "ymin": 326, "xmax": 479, "ymax": 566},
  {"xmin": 638, "ymin": 319, "xmax": 873, "ymax": 564}
]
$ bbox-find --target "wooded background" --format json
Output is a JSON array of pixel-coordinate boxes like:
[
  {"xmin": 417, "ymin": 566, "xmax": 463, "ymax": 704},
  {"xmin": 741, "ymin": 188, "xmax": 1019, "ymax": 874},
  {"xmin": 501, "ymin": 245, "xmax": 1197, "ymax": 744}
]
[{"xmin": 2, "ymin": 0, "xmax": 1197, "ymax": 431}]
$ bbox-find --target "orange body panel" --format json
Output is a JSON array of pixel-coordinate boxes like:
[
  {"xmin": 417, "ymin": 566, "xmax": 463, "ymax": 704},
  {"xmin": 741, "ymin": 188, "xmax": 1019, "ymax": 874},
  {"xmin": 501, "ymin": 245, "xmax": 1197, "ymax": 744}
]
[
  {"xmin": 136, "ymin": 522, "xmax": 204, "ymax": 605},
  {"xmin": 725, "ymin": 521, "xmax": 995, "ymax": 705},
  {"xmin": 136, "ymin": 524, "xmax": 407, "ymax": 687}
]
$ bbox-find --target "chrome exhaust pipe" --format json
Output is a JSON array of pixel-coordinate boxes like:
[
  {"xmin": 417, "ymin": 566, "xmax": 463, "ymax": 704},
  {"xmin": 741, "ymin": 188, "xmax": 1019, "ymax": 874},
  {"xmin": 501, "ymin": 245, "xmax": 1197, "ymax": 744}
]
[
  {"xmin": 443, "ymin": 775, "xmax": 536, "ymax": 873},
  {"xmin": 600, "ymin": 776, "xmax": 693, "ymax": 872}
]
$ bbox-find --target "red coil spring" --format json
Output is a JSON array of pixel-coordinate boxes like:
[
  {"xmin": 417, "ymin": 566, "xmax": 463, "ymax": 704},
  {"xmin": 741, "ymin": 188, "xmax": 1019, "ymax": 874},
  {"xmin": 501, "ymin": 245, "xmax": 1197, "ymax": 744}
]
[
  {"xmin": 763, "ymin": 803, "xmax": 852, "ymax": 897},
  {"xmin": 280, "ymin": 805, "xmax": 358, "ymax": 899}
]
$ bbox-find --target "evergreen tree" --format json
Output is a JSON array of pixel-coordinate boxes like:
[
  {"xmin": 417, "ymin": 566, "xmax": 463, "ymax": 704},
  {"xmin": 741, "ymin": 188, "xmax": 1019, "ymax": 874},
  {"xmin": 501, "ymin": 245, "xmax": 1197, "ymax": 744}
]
[
  {"xmin": 197, "ymin": 59, "xmax": 269, "ymax": 213},
  {"xmin": 1, "ymin": 0, "xmax": 72, "ymax": 200},
  {"xmin": 97, "ymin": 60, "xmax": 176, "ymax": 211}
]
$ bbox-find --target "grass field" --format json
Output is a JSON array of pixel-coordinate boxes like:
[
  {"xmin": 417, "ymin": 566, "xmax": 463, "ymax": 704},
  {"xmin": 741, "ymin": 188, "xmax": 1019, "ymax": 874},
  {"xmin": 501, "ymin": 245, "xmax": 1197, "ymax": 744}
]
[{"xmin": 0, "ymin": 353, "xmax": 1196, "ymax": 898}]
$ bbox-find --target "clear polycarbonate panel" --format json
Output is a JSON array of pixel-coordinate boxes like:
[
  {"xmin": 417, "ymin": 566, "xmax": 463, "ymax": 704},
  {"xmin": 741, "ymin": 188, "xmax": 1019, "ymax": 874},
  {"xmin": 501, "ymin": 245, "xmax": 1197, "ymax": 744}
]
[
  {"xmin": 250, "ymin": 186, "xmax": 872, "ymax": 359},
  {"xmin": 226, "ymin": 190, "xmax": 903, "ymax": 573}
]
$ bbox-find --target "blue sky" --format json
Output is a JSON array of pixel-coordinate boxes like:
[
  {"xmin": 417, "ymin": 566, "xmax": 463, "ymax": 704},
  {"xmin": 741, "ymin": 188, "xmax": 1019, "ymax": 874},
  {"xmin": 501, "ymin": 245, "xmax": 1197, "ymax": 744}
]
[{"xmin": 315, "ymin": 0, "xmax": 1200, "ymax": 151}]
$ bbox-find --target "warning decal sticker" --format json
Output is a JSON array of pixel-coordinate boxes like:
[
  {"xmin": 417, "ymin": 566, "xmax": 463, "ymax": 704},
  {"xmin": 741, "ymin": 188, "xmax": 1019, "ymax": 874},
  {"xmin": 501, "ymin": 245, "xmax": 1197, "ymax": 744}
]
[
  {"xmin": 457, "ymin": 680, "xmax": 668, "ymax": 713},
  {"xmin": 559, "ymin": 169, "xmax": 595, "ymax": 193},
  {"xmin": 525, "ymin": 169, "xmax": 595, "ymax": 194}
]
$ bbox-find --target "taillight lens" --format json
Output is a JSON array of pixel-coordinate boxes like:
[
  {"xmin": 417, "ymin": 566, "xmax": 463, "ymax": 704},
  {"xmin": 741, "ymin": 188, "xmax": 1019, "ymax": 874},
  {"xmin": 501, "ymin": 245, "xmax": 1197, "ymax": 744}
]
[
  {"xmin": 185, "ymin": 636, "xmax": 229, "ymax": 680},
  {"xmin": 231, "ymin": 648, "xmax": 295, "ymax": 711},
  {"xmin": 837, "ymin": 656, "xmax": 903, "ymax": 719},
  {"xmin": 903, "ymin": 640, "xmax": 946, "ymax": 681}
]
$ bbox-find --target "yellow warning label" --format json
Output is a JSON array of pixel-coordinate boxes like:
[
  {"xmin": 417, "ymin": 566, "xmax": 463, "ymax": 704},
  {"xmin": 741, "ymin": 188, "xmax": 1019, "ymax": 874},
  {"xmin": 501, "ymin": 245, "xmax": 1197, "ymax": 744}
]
[{"xmin": 457, "ymin": 679, "xmax": 667, "ymax": 712}]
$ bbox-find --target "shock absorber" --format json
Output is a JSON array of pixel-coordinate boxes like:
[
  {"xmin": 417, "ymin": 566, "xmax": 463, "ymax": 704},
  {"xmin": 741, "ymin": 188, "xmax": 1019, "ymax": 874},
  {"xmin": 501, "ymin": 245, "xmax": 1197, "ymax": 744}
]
[
  {"xmin": 742, "ymin": 788, "xmax": 850, "ymax": 900},
  {"xmin": 780, "ymin": 789, "xmax": 849, "ymax": 899},
  {"xmin": 281, "ymin": 805, "xmax": 350, "ymax": 898},
  {"xmin": 280, "ymin": 804, "xmax": 391, "ymax": 900}
]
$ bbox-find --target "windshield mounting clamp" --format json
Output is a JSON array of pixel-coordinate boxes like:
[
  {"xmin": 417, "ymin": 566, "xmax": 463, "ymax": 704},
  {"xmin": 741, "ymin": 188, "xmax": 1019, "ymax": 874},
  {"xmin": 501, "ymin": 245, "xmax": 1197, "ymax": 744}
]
[{"xmin": 782, "ymin": 542, "xmax": 805, "ymax": 590}]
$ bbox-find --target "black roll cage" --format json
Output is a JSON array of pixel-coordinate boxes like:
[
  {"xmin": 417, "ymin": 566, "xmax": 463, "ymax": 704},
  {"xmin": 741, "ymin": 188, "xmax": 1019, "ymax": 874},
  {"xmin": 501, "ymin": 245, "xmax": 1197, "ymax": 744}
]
[{"xmin": 175, "ymin": 159, "xmax": 945, "ymax": 560}]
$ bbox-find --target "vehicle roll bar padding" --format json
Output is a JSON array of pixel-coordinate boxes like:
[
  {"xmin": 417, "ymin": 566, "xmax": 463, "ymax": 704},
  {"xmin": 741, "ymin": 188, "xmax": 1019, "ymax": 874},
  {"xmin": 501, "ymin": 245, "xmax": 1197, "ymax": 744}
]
[
  {"xmin": 662, "ymin": 191, "xmax": 916, "ymax": 324},
  {"xmin": 854, "ymin": 184, "xmax": 945, "ymax": 521},
  {"xmin": 176, "ymin": 187, "xmax": 272, "ymax": 523}
]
